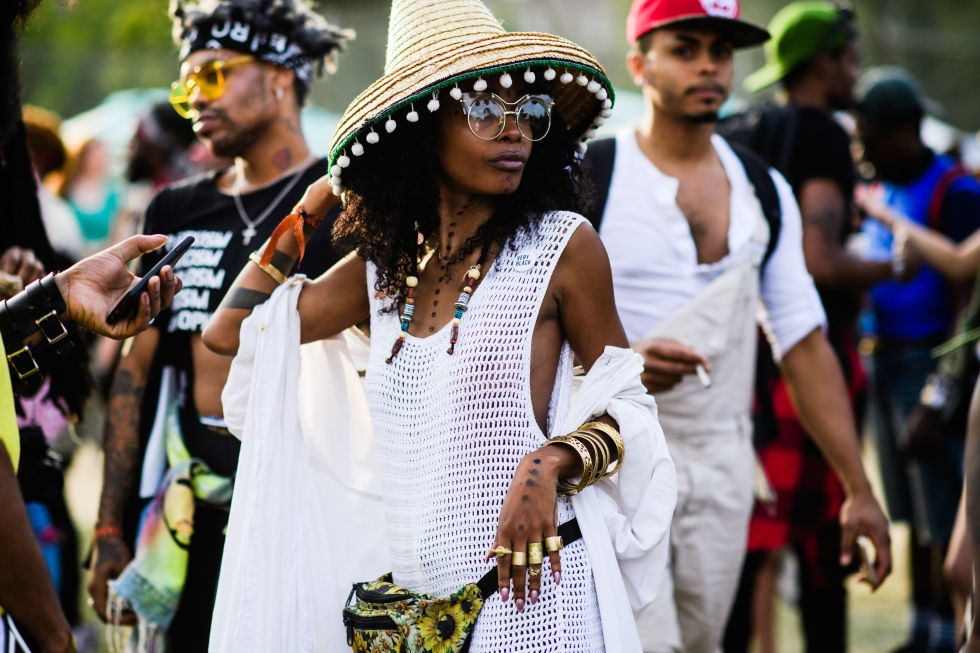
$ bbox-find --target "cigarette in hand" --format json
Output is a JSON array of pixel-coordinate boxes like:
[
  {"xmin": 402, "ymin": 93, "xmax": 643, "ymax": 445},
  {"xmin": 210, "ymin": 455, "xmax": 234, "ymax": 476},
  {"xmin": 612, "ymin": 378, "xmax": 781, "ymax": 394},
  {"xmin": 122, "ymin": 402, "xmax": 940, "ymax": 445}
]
[
  {"xmin": 856, "ymin": 535, "xmax": 878, "ymax": 586},
  {"xmin": 695, "ymin": 364, "xmax": 711, "ymax": 389}
]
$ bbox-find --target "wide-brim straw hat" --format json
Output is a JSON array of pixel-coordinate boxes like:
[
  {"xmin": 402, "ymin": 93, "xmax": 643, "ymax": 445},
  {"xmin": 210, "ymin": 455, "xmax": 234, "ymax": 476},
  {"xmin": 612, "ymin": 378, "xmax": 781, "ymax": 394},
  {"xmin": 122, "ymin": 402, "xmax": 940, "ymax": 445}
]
[{"xmin": 326, "ymin": 0, "xmax": 615, "ymax": 195}]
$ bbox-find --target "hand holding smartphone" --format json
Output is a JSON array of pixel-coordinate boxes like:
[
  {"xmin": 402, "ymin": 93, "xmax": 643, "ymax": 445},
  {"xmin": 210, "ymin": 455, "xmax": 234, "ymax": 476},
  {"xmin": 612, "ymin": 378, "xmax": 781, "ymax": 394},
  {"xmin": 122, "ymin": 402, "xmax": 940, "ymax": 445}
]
[{"xmin": 106, "ymin": 235, "xmax": 194, "ymax": 325}]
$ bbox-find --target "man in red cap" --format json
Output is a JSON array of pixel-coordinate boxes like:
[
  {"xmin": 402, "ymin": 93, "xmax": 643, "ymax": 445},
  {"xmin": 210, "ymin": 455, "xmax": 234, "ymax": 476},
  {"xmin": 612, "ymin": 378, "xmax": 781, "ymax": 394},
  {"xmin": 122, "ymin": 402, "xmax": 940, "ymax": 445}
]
[{"xmin": 585, "ymin": 0, "xmax": 892, "ymax": 650}]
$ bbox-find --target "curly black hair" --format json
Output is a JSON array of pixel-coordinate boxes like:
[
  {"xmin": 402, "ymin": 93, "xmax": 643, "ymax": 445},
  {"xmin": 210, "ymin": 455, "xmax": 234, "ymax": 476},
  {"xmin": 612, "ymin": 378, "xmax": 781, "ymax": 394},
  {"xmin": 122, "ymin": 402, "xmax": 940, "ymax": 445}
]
[
  {"xmin": 333, "ymin": 91, "xmax": 595, "ymax": 310},
  {"xmin": 169, "ymin": 0, "xmax": 352, "ymax": 103}
]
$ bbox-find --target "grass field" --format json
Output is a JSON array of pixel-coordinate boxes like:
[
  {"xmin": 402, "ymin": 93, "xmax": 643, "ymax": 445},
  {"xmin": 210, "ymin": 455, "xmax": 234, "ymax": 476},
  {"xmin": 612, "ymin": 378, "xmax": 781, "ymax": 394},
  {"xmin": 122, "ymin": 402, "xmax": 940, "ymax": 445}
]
[{"xmin": 769, "ymin": 523, "xmax": 912, "ymax": 652}]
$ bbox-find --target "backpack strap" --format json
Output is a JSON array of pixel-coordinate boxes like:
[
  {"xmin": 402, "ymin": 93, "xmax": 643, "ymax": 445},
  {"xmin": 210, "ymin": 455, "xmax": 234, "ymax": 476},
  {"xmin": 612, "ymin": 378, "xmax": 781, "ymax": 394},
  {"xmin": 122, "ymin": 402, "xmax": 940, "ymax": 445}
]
[
  {"xmin": 928, "ymin": 163, "xmax": 970, "ymax": 232},
  {"xmin": 582, "ymin": 137, "xmax": 617, "ymax": 231},
  {"xmin": 727, "ymin": 139, "xmax": 783, "ymax": 273},
  {"xmin": 726, "ymin": 141, "xmax": 784, "ymax": 454},
  {"xmin": 585, "ymin": 136, "xmax": 783, "ymax": 273}
]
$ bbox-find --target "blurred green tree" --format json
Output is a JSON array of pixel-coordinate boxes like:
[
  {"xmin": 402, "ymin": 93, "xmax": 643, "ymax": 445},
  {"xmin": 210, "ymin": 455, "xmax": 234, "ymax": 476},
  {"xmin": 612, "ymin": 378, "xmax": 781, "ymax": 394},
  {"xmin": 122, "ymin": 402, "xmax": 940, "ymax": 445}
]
[
  {"xmin": 21, "ymin": 0, "xmax": 174, "ymax": 116},
  {"xmin": 17, "ymin": 0, "xmax": 980, "ymax": 137}
]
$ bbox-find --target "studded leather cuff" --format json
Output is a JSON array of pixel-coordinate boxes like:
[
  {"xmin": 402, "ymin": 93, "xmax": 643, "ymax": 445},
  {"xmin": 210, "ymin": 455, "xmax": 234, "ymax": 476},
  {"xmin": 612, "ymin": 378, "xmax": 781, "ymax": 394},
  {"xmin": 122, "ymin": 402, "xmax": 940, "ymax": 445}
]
[{"xmin": 0, "ymin": 273, "xmax": 74, "ymax": 394}]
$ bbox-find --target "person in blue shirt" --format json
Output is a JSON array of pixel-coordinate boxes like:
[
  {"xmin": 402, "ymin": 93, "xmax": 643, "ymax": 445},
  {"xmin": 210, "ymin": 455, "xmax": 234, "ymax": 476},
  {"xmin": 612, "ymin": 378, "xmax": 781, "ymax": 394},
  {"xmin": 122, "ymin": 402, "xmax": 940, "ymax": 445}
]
[{"xmin": 855, "ymin": 66, "xmax": 980, "ymax": 653}]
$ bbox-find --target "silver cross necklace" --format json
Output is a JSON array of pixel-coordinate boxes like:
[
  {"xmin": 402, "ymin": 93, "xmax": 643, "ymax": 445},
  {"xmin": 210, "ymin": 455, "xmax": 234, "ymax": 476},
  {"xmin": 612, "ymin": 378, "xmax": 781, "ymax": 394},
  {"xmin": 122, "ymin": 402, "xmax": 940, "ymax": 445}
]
[{"xmin": 232, "ymin": 155, "xmax": 316, "ymax": 246}]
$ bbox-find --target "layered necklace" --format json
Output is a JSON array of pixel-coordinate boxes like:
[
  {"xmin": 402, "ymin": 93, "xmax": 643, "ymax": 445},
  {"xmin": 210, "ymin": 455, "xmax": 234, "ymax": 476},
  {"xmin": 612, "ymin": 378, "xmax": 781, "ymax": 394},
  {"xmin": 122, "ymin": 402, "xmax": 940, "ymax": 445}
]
[
  {"xmin": 386, "ymin": 223, "xmax": 492, "ymax": 364},
  {"xmin": 231, "ymin": 155, "xmax": 316, "ymax": 245}
]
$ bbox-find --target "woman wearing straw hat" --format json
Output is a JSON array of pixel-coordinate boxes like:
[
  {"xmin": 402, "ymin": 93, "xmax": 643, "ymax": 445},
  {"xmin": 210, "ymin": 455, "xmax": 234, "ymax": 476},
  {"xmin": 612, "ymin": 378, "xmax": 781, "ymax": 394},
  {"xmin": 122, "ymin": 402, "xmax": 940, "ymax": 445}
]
[{"xmin": 204, "ymin": 0, "xmax": 676, "ymax": 650}]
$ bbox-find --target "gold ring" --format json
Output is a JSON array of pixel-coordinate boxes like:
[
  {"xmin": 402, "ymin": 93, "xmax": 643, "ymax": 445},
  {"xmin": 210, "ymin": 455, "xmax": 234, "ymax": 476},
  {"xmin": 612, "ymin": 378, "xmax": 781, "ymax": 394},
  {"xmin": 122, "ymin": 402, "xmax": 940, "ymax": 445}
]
[
  {"xmin": 528, "ymin": 567, "xmax": 542, "ymax": 578},
  {"xmin": 511, "ymin": 551, "xmax": 527, "ymax": 567},
  {"xmin": 489, "ymin": 545, "xmax": 512, "ymax": 558},
  {"xmin": 545, "ymin": 536, "xmax": 563, "ymax": 552},
  {"xmin": 528, "ymin": 542, "xmax": 544, "ymax": 565}
]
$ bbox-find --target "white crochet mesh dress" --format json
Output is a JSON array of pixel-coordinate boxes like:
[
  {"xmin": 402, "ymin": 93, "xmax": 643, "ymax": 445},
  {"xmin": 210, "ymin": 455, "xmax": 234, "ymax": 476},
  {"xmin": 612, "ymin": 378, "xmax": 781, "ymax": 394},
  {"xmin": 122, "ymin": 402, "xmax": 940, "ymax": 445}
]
[{"xmin": 363, "ymin": 211, "xmax": 605, "ymax": 652}]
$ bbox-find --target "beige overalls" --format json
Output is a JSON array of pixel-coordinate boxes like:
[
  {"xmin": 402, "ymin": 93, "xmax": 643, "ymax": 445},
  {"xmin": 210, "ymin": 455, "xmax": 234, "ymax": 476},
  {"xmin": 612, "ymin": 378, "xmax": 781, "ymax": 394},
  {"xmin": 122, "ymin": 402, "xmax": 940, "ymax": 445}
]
[{"xmin": 635, "ymin": 216, "xmax": 769, "ymax": 653}]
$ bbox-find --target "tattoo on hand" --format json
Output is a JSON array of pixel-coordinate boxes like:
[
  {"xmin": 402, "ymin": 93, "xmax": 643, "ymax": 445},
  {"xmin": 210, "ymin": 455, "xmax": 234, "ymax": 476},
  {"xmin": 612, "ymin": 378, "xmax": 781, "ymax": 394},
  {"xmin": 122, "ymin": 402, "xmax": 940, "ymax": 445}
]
[{"xmin": 223, "ymin": 288, "xmax": 272, "ymax": 310}]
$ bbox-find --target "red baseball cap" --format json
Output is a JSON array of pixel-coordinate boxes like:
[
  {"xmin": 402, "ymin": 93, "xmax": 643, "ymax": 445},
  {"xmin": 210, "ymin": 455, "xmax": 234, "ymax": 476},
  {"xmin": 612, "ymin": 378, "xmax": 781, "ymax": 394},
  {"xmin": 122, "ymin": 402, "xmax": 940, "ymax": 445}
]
[{"xmin": 627, "ymin": 0, "xmax": 770, "ymax": 48}]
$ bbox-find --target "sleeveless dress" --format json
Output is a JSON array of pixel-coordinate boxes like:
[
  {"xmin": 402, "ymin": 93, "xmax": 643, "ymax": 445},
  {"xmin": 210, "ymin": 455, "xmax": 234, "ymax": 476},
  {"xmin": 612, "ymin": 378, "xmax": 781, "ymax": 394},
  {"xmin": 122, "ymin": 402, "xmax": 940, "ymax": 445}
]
[{"xmin": 363, "ymin": 211, "xmax": 605, "ymax": 652}]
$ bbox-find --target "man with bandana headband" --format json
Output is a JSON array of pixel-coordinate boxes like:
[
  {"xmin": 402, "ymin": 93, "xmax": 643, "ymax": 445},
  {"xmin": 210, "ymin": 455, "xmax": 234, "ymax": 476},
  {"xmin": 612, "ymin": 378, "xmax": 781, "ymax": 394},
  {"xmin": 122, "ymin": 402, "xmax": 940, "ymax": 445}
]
[{"xmin": 85, "ymin": 1, "xmax": 352, "ymax": 649}]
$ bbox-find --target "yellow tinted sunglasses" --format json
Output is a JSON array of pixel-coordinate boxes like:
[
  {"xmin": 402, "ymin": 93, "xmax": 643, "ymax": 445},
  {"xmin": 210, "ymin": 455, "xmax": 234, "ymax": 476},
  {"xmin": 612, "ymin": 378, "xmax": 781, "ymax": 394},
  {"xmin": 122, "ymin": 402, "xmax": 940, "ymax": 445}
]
[{"xmin": 169, "ymin": 55, "xmax": 255, "ymax": 118}]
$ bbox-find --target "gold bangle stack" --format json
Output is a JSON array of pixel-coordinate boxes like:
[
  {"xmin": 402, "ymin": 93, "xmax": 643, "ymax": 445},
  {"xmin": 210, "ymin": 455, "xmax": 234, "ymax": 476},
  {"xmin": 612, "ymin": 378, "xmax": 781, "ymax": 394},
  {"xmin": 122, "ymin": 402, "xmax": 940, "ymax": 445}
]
[
  {"xmin": 248, "ymin": 251, "xmax": 288, "ymax": 285},
  {"xmin": 548, "ymin": 434, "xmax": 594, "ymax": 496},
  {"xmin": 548, "ymin": 420, "xmax": 625, "ymax": 496},
  {"xmin": 581, "ymin": 421, "xmax": 626, "ymax": 477}
]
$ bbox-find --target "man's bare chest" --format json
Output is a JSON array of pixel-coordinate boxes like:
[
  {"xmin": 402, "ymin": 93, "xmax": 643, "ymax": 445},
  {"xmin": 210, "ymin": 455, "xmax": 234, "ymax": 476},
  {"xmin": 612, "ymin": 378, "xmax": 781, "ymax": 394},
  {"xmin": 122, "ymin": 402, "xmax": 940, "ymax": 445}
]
[{"xmin": 676, "ymin": 178, "xmax": 731, "ymax": 264}]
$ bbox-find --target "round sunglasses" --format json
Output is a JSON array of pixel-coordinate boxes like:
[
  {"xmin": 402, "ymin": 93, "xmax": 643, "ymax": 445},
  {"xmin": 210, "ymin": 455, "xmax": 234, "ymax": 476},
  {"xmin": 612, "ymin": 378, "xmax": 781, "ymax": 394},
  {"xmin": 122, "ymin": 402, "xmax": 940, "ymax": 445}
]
[{"xmin": 459, "ymin": 92, "xmax": 555, "ymax": 142}]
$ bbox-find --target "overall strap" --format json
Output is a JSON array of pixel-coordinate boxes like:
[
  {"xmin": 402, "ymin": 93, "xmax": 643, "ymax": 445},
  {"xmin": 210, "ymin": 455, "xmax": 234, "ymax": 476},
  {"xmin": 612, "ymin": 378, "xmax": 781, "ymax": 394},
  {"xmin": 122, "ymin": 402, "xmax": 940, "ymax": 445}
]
[{"xmin": 476, "ymin": 518, "xmax": 583, "ymax": 600}]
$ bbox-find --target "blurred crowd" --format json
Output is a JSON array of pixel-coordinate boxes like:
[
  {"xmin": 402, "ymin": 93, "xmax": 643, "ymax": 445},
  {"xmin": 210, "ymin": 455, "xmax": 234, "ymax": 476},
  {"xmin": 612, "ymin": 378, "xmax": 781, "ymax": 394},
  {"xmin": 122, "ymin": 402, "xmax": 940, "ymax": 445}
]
[{"xmin": 10, "ymin": 98, "xmax": 225, "ymax": 651}]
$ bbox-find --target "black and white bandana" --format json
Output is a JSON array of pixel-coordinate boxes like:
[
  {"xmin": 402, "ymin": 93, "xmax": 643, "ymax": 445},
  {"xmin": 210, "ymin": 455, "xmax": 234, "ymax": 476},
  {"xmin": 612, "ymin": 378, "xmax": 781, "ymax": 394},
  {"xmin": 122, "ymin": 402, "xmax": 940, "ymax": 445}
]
[{"xmin": 180, "ymin": 19, "xmax": 314, "ymax": 92}]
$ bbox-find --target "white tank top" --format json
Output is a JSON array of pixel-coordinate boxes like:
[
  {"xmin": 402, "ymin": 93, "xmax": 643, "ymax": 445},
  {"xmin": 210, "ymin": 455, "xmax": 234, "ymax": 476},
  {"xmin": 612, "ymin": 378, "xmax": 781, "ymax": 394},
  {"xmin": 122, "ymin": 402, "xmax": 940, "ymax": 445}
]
[{"xmin": 364, "ymin": 211, "xmax": 605, "ymax": 652}]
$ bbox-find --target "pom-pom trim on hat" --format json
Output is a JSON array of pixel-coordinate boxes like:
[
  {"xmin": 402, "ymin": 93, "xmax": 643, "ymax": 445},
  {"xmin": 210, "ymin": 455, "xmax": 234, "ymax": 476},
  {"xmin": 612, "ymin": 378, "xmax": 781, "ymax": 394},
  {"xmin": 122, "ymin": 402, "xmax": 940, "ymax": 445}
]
[{"xmin": 327, "ymin": 58, "xmax": 615, "ymax": 193}]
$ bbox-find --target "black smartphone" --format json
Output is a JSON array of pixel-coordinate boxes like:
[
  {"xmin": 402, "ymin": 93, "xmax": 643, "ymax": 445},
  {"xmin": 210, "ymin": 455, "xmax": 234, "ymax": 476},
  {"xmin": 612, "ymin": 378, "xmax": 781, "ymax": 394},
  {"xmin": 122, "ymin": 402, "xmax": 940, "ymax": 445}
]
[{"xmin": 106, "ymin": 235, "xmax": 194, "ymax": 325}]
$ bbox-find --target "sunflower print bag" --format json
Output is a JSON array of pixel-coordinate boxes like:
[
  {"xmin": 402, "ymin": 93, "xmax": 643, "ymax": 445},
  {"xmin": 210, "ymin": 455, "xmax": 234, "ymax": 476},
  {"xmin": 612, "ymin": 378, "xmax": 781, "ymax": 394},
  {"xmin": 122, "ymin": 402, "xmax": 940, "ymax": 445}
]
[
  {"xmin": 341, "ymin": 520, "xmax": 581, "ymax": 653},
  {"xmin": 342, "ymin": 575, "xmax": 484, "ymax": 653}
]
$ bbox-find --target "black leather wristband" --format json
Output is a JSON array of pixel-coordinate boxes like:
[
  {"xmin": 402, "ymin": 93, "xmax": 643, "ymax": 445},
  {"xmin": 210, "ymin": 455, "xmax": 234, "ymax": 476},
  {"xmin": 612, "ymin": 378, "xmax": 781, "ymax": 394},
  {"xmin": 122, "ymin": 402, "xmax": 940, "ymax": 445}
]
[{"xmin": 0, "ymin": 273, "xmax": 74, "ymax": 394}]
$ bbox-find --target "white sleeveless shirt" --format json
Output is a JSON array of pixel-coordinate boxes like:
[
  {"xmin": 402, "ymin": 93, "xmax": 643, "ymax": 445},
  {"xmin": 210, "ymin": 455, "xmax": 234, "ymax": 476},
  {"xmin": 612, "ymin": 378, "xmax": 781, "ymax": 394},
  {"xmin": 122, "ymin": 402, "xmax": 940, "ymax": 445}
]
[{"xmin": 364, "ymin": 211, "xmax": 605, "ymax": 652}]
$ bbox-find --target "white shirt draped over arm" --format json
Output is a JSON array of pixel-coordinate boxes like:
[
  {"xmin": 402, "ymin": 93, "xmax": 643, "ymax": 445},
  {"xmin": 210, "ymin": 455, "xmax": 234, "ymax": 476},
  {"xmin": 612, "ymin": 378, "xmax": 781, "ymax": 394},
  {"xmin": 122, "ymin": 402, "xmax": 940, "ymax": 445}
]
[
  {"xmin": 210, "ymin": 278, "xmax": 388, "ymax": 653},
  {"xmin": 568, "ymin": 347, "xmax": 677, "ymax": 652}
]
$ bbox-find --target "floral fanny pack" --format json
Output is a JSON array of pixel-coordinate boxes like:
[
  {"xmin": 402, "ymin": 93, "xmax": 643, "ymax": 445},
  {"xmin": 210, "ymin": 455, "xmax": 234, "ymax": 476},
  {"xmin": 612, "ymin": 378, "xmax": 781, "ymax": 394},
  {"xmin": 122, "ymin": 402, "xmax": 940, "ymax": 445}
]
[{"xmin": 342, "ymin": 519, "xmax": 581, "ymax": 653}]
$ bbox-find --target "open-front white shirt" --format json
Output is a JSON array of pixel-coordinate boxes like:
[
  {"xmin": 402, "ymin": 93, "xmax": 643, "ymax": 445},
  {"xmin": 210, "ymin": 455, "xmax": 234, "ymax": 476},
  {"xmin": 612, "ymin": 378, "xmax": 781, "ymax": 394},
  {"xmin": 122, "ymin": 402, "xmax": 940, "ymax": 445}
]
[{"xmin": 599, "ymin": 130, "xmax": 825, "ymax": 359}]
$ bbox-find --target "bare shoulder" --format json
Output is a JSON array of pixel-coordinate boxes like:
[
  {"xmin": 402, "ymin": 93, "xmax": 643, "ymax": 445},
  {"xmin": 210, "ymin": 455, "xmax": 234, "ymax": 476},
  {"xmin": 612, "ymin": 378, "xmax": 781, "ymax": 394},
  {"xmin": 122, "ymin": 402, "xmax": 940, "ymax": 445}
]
[
  {"xmin": 549, "ymin": 216, "xmax": 628, "ymax": 360},
  {"xmin": 552, "ymin": 219, "xmax": 612, "ymax": 287}
]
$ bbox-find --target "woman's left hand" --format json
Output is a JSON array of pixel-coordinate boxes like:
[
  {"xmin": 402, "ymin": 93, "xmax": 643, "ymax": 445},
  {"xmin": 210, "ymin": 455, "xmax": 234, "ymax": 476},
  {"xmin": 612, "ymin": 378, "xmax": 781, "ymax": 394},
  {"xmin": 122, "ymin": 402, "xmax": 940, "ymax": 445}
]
[{"xmin": 489, "ymin": 446, "xmax": 571, "ymax": 612}]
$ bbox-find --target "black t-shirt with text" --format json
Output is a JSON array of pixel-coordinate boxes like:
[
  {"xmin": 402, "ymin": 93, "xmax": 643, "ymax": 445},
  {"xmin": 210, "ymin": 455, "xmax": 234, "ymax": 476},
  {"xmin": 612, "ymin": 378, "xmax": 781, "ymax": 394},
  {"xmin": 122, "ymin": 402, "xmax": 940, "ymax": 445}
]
[
  {"xmin": 139, "ymin": 159, "xmax": 341, "ymax": 472},
  {"xmin": 720, "ymin": 104, "xmax": 858, "ymax": 327},
  {"xmin": 141, "ymin": 159, "xmax": 340, "ymax": 333}
]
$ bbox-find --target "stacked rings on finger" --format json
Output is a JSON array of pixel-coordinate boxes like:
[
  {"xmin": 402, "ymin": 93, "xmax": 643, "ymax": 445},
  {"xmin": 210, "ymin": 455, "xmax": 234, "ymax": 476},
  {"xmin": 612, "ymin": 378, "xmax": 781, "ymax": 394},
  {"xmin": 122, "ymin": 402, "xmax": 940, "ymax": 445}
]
[
  {"xmin": 489, "ymin": 545, "xmax": 512, "ymax": 557},
  {"xmin": 528, "ymin": 542, "xmax": 544, "ymax": 565},
  {"xmin": 545, "ymin": 535, "xmax": 564, "ymax": 552},
  {"xmin": 511, "ymin": 551, "xmax": 527, "ymax": 566}
]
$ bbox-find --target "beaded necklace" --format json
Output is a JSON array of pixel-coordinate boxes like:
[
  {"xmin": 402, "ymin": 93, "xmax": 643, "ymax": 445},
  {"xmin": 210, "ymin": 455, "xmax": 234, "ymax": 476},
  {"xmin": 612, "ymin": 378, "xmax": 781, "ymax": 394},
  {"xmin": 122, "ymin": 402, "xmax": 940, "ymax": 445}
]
[{"xmin": 386, "ymin": 236, "xmax": 490, "ymax": 364}]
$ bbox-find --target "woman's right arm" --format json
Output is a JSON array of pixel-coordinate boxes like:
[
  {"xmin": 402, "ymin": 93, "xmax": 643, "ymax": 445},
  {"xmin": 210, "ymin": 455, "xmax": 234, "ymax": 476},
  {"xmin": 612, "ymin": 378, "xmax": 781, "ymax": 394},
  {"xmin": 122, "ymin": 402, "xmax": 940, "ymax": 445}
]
[
  {"xmin": 895, "ymin": 223, "xmax": 980, "ymax": 282},
  {"xmin": 202, "ymin": 178, "xmax": 370, "ymax": 355},
  {"xmin": 856, "ymin": 184, "xmax": 980, "ymax": 282}
]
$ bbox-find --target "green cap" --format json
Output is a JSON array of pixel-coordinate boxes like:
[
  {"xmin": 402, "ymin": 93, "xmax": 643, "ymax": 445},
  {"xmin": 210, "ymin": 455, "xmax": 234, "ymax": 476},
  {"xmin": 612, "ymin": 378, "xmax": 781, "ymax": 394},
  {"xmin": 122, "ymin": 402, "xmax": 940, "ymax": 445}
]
[{"xmin": 744, "ymin": 1, "xmax": 854, "ymax": 93}]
